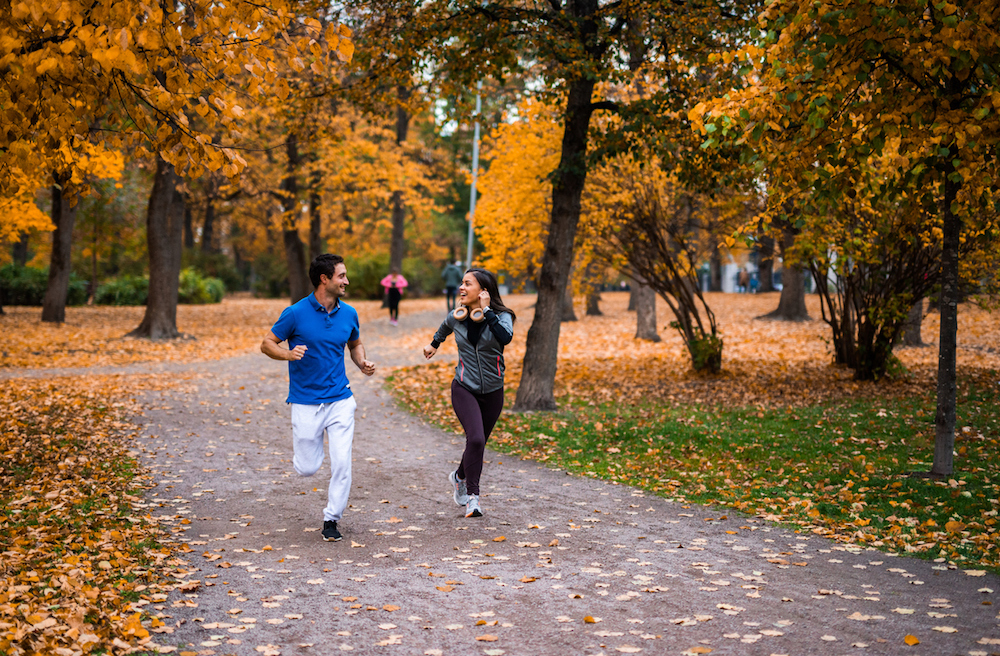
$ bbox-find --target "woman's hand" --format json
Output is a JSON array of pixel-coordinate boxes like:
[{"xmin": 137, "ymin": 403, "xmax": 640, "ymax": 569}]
[
  {"xmin": 478, "ymin": 289, "xmax": 491, "ymax": 308},
  {"xmin": 423, "ymin": 344, "xmax": 437, "ymax": 360}
]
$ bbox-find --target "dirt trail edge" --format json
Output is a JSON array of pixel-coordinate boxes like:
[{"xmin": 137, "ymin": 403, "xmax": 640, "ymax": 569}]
[{"xmin": 131, "ymin": 309, "xmax": 999, "ymax": 656}]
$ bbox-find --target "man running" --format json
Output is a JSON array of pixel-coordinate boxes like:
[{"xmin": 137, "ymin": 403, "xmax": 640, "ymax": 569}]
[{"xmin": 261, "ymin": 254, "xmax": 376, "ymax": 541}]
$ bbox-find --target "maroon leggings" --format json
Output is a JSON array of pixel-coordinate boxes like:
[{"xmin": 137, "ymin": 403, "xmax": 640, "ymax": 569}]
[{"xmin": 451, "ymin": 379, "xmax": 504, "ymax": 496}]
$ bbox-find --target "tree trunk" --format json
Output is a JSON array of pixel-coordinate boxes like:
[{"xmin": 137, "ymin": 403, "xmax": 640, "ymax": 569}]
[
  {"xmin": 757, "ymin": 234, "xmax": 775, "ymax": 293},
  {"xmin": 901, "ymin": 299, "xmax": 925, "ymax": 347},
  {"xmin": 389, "ymin": 93, "xmax": 410, "ymax": 275},
  {"xmin": 184, "ymin": 198, "xmax": 195, "ymax": 249},
  {"xmin": 12, "ymin": 234, "xmax": 30, "ymax": 266},
  {"xmin": 514, "ymin": 74, "xmax": 595, "ymax": 411},
  {"xmin": 932, "ymin": 172, "xmax": 960, "ymax": 477},
  {"xmin": 41, "ymin": 174, "xmax": 78, "ymax": 323},
  {"xmin": 308, "ymin": 171, "xmax": 323, "ymax": 262},
  {"xmin": 201, "ymin": 197, "xmax": 216, "ymax": 253},
  {"xmin": 562, "ymin": 279, "xmax": 578, "ymax": 321},
  {"xmin": 282, "ymin": 134, "xmax": 310, "ymax": 303},
  {"xmin": 709, "ymin": 246, "xmax": 722, "ymax": 292},
  {"xmin": 627, "ymin": 284, "xmax": 637, "ymax": 310},
  {"xmin": 761, "ymin": 228, "xmax": 810, "ymax": 321},
  {"xmin": 634, "ymin": 278, "xmax": 660, "ymax": 342},
  {"xmin": 586, "ymin": 288, "xmax": 602, "ymax": 316},
  {"xmin": 129, "ymin": 156, "xmax": 184, "ymax": 339}
]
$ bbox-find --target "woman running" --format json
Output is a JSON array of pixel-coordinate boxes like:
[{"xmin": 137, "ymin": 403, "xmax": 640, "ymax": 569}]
[
  {"xmin": 423, "ymin": 268, "xmax": 515, "ymax": 517},
  {"xmin": 380, "ymin": 268, "xmax": 408, "ymax": 326}
]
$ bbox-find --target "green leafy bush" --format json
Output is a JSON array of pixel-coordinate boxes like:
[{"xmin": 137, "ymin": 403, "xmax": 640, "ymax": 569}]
[
  {"xmin": 178, "ymin": 267, "xmax": 225, "ymax": 304},
  {"xmin": 0, "ymin": 265, "xmax": 88, "ymax": 306},
  {"xmin": 95, "ymin": 276, "xmax": 148, "ymax": 306},
  {"xmin": 183, "ymin": 250, "xmax": 243, "ymax": 292},
  {"xmin": 251, "ymin": 252, "xmax": 289, "ymax": 299},
  {"xmin": 344, "ymin": 252, "xmax": 391, "ymax": 300}
]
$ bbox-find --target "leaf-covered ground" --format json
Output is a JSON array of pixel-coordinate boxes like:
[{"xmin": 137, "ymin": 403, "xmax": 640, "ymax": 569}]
[
  {"xmin": 0, "ymin": 375, "xmax": 196, "ymax": 654},
  {"xmin": 387, "ymin": 292, "xmax": 1000, "ymax": 571},
  {"xmin": 1, "ymin": 290, "xmax": 998, "ymax": 656}
]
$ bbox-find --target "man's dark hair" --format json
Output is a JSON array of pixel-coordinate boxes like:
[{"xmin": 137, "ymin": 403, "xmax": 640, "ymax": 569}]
[{"xmin": 309, "ymin": 254, "xmax": 345, "ymax": 288}]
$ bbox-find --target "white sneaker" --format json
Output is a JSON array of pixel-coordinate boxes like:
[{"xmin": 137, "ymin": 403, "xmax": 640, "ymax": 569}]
[
  {"xmin": 465, "ymin": 494, "xmax": 482, "ymax": 518},
  {"xmin": 449, "ymin": 470, "xmax": 470, "ymax": 506}
]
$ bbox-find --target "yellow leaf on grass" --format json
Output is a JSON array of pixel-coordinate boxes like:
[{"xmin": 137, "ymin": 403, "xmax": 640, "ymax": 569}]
[
  {"xmin": 904, "ymin": 634, "xmax": 920, "ymax": 645},
  {"xmin": 493, "ymin": 536, "xmax": 506, "ymax": 542},
  {"xmin": 476, "ymin": 635, "xmax": 499, "ymax": 642},
  {"xmin": 519, "ymin": 576, "xmax": 537, "ymax": 583},
  {"xmin": 436, "ymin": 585, "xmax": 454, "ymax": 592}
]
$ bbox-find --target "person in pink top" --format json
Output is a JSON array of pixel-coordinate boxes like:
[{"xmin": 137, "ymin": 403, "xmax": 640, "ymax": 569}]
[{"xmin": 380, "ymin": 268, "xmax": 408, "ymax": 325}]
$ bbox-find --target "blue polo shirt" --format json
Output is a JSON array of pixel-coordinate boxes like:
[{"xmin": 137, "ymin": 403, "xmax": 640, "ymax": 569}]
[{"xmin": 270, "ymin": 293, "xmax": 360, "ymax": 405}]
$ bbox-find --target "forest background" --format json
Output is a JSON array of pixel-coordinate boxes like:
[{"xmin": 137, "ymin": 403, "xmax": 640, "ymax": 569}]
[{"xmin": 3, "ymin": 1, "xmax": 1000, "ymax": 651}]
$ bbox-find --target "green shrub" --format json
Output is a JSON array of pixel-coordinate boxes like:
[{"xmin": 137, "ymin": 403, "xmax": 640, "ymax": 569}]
[
  {"xmin": 344, "ymin": 252, "xmax": 388, "ymax": 300},
  {"xmin": 95, "ymin": 276, "xmax": 148, "ymax": 306},
  {"xmin": 183, "ymin": 250, "xmax": 243, "ymax": 292},
  {"xmin": 401, "ymin": 256, "xmax": 444, "ymax": 298},
  {"xmin": 178, "ymin": 267, "xmax": 225, "ymax": 304},
  {"xmin": 0, "ymin": 264, "xmax": 88, "ymax": 306},
  {"xmin": 251, "ymin": 252, "xmax": 289, "ymax": 298}
]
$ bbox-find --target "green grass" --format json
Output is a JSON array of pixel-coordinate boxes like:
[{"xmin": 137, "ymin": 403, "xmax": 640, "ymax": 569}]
[{"xmin": 389, "ymin": 369, "xmax": 1000, "ymax": 571}]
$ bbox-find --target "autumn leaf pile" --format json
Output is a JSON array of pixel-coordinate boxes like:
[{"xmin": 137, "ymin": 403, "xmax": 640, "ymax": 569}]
[
  {"xmin": 0, "ymin": 375, "xmax": 189, "ymax": 655},
  {"xmin": 388, "ymin": 292, "xmax": 1000, "ymax": 571}
]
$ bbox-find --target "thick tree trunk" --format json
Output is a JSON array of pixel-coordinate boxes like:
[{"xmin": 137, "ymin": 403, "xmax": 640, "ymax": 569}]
[
  {"xmin": 634, "ymin": 279, "xmax": 660, "ymax": 342},
  {"xmin": 709, "ymin": 247, "xmax": 722, "ymax": 292},
  {"xmin": 514, "ymin": 74, "xmax": 595, "ymax": 411},
  {"xmin": 129, "ymin": 156, "xmax": 184, "ymax": 339},
  {"xmin": 41, "ymin": 175, "xmax": 78, "ymax": 323},
  {"xmin": 932, "ymin": 174, "xmax": 960, "ymax": 477},
  {"xmin": 901, "ymin": 299, "xmax": 925, "ymax": 347},
  {"xmin": 757, "ymin": 234, "xmax": 775, "ymax": 293},
  {"xmin": 12, "ymin": 234, "xmax": 30, "ymax": 266},
  {"xmin": 761, "ymin": 228, "xmax": 810, "ymax": 321},
  {"xmin": 389, "ymin": 95, "xmax": 410, "ymax": 275},
  {"xmin": 586, "ymin": 289, "xmax": 601, "ymax": 316},
  {"xmin": 627, "ymin": 284, "xmax": 637, "ymax": 310},
  {"xmin": 282, "ymin": 134, "xmax": 310, "ymax": 303}
]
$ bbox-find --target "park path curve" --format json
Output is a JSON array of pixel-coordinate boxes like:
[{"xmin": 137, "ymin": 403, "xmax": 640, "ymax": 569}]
[{"xmin": 87, "ymin": 307, "xmax": 1000, "ymax": 655}]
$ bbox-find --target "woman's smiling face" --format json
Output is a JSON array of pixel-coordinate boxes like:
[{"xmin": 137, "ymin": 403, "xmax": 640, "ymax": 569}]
[{"xmin": 458, "ymin": 272, "xmax": 482, "ymax": 305}]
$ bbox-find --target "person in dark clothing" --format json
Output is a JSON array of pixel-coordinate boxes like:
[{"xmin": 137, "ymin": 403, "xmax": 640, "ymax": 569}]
[
  {"xmin": 423, "ymin": 268, "xmax": 515, "ymax": 518},
  {"xmin": 441, "ymin": 260, "xmax": 464, "ymax": 311}
]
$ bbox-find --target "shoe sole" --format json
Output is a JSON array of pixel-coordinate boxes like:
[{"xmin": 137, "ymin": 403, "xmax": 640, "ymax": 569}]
[
  {"xmin": 323, "ymin": 535, "xmax": 343, "ymax": 542},
  {"xmin": 465, "ymin": 509, "xmax": 483, "ymax": 518}
]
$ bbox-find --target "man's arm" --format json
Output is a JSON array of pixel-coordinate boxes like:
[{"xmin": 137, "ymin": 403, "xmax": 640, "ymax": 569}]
[
  {"xmin": 261, "ymin": 331, "xmax": 307, "ymax": 361},
  {"xmin": 348, "ymin": 339, "xmax": 376, "ymax": 376}
]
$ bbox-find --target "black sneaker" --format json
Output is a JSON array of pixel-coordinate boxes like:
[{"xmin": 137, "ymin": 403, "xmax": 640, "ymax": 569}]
[{"xmin": 322, "ymin": 520, "xmax": 342, "ymax": 542}]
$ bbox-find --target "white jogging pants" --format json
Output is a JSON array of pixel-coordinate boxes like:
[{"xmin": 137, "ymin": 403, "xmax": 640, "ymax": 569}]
[{"xmin": 291, "ymin": 396, "xmax": 357, "ymax": 522}]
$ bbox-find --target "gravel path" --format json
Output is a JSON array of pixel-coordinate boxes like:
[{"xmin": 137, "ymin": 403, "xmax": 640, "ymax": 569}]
[{"xmin": 31, "ymin": 307, "xmax": 1000, "ymax": 654}]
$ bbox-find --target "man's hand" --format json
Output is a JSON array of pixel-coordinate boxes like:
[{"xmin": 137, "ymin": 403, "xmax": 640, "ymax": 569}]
[
  {"xmin": 288, "ymin": 344, "xmax": 308, "ymax": 360},
  {"xmin": 359, "ymin": 359, "xmax": 376, "ymax": 376},
  {"xmin": 423, "ymin": 344, "xmax": 437, "ymax": 360}
]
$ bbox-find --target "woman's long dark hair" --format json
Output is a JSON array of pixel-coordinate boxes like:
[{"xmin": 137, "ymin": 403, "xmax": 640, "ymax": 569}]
[{"xmin": 467, "ymin": 267, "xmax": 516, "ymax": 323}]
